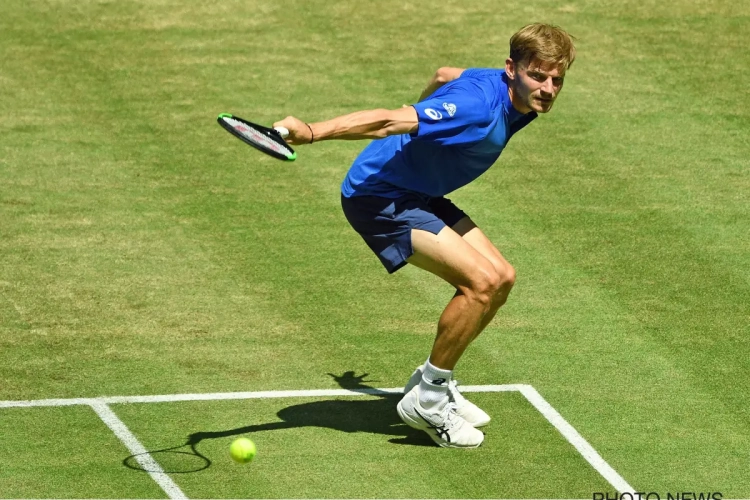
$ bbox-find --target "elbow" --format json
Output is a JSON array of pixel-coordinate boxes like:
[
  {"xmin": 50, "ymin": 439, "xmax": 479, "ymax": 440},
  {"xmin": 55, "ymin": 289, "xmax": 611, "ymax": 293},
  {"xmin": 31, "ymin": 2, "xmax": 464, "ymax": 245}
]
[
  {"xmin": 381, "ymin": 108, "xmax": 417, "ymax": 137},
  {"xmin": 434, "ymin": 67, "xmax": 464, "ymax": 85},
  {"xmin": 374, "ymin": 109, "xmax": 393, "ymax": 137},
  {"xmin": 352, "ymin": 109, "xmax": 395, "ymax": 139},
  {"xmin": 435, "ymin": 67, "xmax": 461, "ymax": 84},
  {"xmin": 434, "ymin": 67, "xmax": 452, "ymax": 84}
]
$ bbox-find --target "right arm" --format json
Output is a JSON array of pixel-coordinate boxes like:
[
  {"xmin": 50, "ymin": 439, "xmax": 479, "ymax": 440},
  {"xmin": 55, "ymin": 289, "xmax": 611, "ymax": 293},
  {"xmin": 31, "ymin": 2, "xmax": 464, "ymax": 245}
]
[
  {"xmin": 274, "ymin": 67, "xmax": 466, "ymax": 145},
  {"xmin": 273, "ymin": 106, "xmax": 418, "ymax": 145}
]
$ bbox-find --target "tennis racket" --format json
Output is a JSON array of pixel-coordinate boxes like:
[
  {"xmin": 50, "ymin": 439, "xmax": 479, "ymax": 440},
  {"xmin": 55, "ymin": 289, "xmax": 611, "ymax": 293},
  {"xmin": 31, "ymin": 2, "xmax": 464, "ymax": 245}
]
[{"xmin": 217, "ymin": 113, "xmax": 296, "ymax": 161}]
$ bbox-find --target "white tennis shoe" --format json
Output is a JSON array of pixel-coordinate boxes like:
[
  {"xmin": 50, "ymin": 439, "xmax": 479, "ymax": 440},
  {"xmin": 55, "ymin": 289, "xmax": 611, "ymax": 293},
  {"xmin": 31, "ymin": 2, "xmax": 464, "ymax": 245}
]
[
  {"xmin": 396, "ymin": 386, "xmax": 484, "ymax": 448},
  {"xmin": 404, "ymin": 368, "xmax": 491, "ymax": 428}
]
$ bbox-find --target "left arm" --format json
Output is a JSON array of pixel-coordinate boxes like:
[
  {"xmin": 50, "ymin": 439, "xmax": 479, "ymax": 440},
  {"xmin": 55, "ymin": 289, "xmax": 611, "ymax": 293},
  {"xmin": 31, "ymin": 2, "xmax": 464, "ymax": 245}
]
[{"xmin": 418, "ymin": 67, "xmax": 466, "ymax": 101}]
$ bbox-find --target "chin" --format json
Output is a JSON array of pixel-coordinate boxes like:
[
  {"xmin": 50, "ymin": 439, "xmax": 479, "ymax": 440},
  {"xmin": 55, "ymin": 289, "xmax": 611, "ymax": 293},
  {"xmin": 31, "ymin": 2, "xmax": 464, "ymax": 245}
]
[{"xmin": 532, "ymin": 102, "xmax": 554, "ymax": 113}]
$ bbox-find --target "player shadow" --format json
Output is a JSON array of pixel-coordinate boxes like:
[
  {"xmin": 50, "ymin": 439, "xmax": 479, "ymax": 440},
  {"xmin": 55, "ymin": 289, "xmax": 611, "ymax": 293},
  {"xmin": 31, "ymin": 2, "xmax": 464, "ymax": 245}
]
[{"xmin": 123, "ymin": 371, "xmax": 431, "ymax": 473}]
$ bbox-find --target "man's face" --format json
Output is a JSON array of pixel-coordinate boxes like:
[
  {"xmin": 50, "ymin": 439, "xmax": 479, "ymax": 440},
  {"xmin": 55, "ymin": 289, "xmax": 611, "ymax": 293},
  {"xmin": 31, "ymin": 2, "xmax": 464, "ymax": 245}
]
[{"xmin": 505, "ymin": 58, "xmax": 566, "ymax": 114}]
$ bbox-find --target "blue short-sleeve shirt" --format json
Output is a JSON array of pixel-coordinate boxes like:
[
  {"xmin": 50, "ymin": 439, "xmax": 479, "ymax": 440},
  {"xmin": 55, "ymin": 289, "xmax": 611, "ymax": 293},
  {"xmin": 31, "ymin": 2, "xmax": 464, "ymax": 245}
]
[{"xmin": 341, "ymin": 68, "xmax": 537, "ymax": 198}]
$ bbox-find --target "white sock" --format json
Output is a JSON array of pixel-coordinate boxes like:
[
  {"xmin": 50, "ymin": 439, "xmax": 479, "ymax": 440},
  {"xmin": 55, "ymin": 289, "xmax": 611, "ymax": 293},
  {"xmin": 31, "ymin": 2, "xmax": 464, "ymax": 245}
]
[
  {"xmin": 418, "ymin": 360, "xmax": 452, "ymax": 411},
  {"xmin": 420, "ymin": 357, "xmax": 430, "ymax": 370}
]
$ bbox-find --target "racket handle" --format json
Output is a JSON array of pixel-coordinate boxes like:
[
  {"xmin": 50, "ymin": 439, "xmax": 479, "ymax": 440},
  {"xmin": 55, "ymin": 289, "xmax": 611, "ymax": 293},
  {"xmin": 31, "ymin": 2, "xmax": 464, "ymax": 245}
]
[{"xmin": 274, "ymin": 126, "xmax": 289, "ymax": 139}]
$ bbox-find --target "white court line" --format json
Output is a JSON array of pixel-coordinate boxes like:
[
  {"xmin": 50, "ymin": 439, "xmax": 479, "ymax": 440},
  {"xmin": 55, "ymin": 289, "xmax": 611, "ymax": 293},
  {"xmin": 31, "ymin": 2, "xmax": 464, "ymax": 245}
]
[
  {"xmin": 0, "ymin": 388, "xmax": 405, "ymax": 407},
  {"xmin": 518, "ymin": 386, "xmax": 635, "ymax": 494},
  {"xmin": 0, "ymin": 386, "xmax": 526, "ymax": 408},
  {"xmin": 1, "ymin": 384, "xmax": 634, "ymax": 497},
  {"xmin": 89, "ymin": 401, "xmax": 187, "ymax": 500},
  {"xmin": 0, "ymin": 397, "xmax": 89, "ymax": 408}
]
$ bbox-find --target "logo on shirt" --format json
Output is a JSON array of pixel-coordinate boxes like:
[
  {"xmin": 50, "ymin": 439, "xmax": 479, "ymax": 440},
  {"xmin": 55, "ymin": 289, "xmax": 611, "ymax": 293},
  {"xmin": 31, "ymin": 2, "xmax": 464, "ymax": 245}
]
[
  {"xmin": 442, "ymin": 102, "xmax": 456, "ymax": 117},
  {"xmin": 424, "ymin": 108, "xmax": 443, "ymax": 120}
]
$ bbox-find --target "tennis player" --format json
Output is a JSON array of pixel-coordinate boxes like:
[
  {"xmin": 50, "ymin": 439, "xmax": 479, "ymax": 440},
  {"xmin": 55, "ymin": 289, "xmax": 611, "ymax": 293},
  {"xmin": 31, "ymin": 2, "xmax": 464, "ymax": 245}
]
[{"xmin": 274, "ymin": 23, "xmax": 576, "ymax": 448}]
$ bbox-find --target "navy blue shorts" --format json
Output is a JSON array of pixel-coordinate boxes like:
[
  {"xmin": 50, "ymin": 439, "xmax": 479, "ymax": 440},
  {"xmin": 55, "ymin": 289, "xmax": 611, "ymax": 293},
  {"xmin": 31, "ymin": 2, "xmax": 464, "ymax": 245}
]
[{"xmin": 341, "ymin": 192, "xmax": 468, "ymax": 273}]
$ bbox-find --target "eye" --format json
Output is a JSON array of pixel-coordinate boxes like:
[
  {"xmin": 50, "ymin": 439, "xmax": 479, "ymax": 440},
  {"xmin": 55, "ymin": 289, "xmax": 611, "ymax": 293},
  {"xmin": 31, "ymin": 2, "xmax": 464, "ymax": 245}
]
[
  {"xmin": 552, "ymin": 77, "xmax": 564, "ymax": 86},
  {"xmin": 529, "ymin": 72, "xmax": 546, "ymax": 82}
]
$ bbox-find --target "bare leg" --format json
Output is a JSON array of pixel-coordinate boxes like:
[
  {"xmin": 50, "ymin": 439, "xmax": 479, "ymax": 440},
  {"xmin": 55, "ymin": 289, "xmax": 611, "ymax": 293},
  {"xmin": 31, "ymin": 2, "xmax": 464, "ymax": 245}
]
[
  {"xmin": 451, "ymin": 217, "xmax": 516, "ymax": 342},
  {"xmin": 407, "ymin": 218, "xmax": 516, "ymax": 370},
  {"xmin": 407, "ymin": 226, "xmax": 503, "ymax": 370},
  {"xmin": 396, "ymin": 224, "xmax": 503, "ymax": 447}
]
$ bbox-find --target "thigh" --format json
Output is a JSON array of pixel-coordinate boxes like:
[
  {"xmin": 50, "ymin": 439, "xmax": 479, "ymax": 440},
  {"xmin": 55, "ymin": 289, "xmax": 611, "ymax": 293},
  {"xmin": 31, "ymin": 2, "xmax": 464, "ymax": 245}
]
[
  {"xmin": 451, "ymin": 217, "xmax": 513, "ymax": 276},
  {"xmin": 407, "ymin": 225, "xmax": 498, "ymax": 291}
]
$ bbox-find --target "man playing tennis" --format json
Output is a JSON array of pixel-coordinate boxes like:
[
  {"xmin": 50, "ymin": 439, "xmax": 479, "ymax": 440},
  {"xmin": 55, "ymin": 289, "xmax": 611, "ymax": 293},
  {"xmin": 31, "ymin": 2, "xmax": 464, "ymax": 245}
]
[{"xmin": 274, "ymin": 23, "xmax": 576, "ymax": 448}]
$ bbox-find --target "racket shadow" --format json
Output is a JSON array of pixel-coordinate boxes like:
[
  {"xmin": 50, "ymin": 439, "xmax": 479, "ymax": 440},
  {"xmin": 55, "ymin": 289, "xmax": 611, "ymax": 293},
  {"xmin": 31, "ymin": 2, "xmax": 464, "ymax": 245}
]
[{"xmin": 123, "ymin": 371, "xmax": 432, "ymax": 474}]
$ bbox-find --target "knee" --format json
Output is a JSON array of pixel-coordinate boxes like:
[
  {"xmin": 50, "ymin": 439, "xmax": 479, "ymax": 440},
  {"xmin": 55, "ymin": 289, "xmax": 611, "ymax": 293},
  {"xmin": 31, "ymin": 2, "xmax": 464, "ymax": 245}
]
[
  {"xmin": 466, "ymin": 262, "xmax": 516, "ymax": 309},
  {"xmin": 467, "ymin": 266, "xmax": 505, "ymax": 310},
  {"xmin": 499, "ymin": 263, "xmax": 516, "ymax": 292},
  {"xmin": 489, "ymin": 262, "xmax": 515, "ymax": 307}
]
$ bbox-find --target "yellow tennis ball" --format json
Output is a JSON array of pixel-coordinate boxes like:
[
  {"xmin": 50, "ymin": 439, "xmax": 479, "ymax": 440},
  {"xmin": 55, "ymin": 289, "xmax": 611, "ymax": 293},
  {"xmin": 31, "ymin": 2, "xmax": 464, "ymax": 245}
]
[{"xmin": 229, "ymin": 437, "xmax": 257, "ymax": 464}]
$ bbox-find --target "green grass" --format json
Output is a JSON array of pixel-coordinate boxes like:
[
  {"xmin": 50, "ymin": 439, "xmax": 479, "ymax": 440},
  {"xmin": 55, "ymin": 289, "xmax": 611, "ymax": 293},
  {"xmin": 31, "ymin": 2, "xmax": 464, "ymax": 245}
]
[
  {"xmin": 0, "ymin": 407, "xmax": 164, "ymax": 498},
  {"xmin": 112, "ymin": 394, "xmax": 611, "ymax": 498},
  {"xmin": 1, "ymin": 0, "xmax": 748, "ymax": 498}
]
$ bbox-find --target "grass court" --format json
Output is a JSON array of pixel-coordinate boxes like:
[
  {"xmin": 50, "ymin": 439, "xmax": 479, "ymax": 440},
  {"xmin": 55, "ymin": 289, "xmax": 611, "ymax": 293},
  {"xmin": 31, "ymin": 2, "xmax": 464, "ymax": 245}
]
[{"xmin": 0, "ymin": 0, "xmax": 748, "ymax": 498}]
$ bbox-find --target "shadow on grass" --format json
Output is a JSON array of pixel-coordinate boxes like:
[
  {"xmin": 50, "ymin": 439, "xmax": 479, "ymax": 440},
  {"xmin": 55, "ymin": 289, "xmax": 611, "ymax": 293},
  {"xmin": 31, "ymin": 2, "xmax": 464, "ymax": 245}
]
[{"xmin": 123, "ymin": 371, "xmax": 432, "ymax": 473}]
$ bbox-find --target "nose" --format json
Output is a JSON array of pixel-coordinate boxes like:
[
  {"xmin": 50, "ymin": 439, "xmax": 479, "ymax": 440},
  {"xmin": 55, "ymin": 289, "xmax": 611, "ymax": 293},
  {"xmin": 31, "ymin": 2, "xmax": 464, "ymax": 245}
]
[{"xmin": 540, "ymin": 77, "xmax": 555, "ymax": 96}]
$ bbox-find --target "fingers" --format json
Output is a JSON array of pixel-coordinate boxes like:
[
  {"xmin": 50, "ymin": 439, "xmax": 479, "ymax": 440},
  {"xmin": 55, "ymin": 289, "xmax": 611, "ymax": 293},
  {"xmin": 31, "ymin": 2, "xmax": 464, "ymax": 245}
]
[
  {"xmin": 272, "ymin": 116, "xmax": 312, "ymax": 145},
  {"xmin": 272, "ymin": 116, "xmax": 294, "ymax": 129},
  {"xmin": 273, "ymin": 126, "xmax": 289, "ymax": 138}
]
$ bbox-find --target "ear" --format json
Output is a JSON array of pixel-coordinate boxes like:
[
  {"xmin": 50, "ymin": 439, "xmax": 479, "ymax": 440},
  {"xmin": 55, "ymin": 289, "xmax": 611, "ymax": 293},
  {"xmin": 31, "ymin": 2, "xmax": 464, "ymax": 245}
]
[{"xmin": 505, "ymin": 58, "xmax": 516, "ymax": 80}]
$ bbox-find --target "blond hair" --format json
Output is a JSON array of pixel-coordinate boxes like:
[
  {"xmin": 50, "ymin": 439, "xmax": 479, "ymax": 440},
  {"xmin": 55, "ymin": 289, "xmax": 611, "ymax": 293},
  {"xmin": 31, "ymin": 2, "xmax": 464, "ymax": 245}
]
[{"xmin": 509, "ymin": 23, "xmax": 576, "ymax": 70}]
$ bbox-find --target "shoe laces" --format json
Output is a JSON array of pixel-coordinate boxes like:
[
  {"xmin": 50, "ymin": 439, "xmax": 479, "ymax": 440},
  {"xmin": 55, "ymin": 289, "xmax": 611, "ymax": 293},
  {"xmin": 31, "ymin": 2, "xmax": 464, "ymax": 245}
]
[
  {"xmin": 438, "ymin": 401, "xmax": 462, "ymax": 429},
  {"xmin": 448, "ymin": 379, "xmax": 467, "ymax": 406}
]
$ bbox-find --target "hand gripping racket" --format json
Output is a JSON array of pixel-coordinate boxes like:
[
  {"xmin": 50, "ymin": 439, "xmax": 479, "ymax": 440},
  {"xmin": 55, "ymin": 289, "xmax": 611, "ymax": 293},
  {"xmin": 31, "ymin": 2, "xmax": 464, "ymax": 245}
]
[{"xmin": 217, "ymin": 113, "xmax": 296, "ymax": 161}]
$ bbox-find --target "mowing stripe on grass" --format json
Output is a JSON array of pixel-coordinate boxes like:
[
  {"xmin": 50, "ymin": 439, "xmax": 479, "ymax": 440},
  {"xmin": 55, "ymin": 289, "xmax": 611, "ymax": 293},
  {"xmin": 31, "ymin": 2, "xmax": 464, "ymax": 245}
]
[
  {"xmin": 89, "ymin": 401, "xmax": 187, "ymax": 500},
  {"xmin": 1, "ymin": 385, "xmax": 633, "ymax": 495}
]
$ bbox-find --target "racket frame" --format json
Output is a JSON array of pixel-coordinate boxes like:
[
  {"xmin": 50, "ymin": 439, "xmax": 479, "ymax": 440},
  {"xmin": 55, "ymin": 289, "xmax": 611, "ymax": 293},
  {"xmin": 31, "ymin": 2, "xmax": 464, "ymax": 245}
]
[{"xmin": 217, "ymin": 113, "xmax": 296, "ymax": 161}]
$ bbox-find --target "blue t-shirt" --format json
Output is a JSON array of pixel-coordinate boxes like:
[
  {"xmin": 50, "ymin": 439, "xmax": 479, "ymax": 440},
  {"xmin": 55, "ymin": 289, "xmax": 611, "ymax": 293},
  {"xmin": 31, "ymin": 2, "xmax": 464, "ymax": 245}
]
[{"xmin": 341, "ymin": 68, "xmax": 537, "ymax": 198}]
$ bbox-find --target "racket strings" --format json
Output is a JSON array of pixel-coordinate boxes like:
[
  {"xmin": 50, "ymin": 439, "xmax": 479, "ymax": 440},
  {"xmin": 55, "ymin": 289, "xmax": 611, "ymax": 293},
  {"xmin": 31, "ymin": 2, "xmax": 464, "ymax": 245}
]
[{"xmin": 223, "ymin": 117, "xmax": 292, "ymax": 156}]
